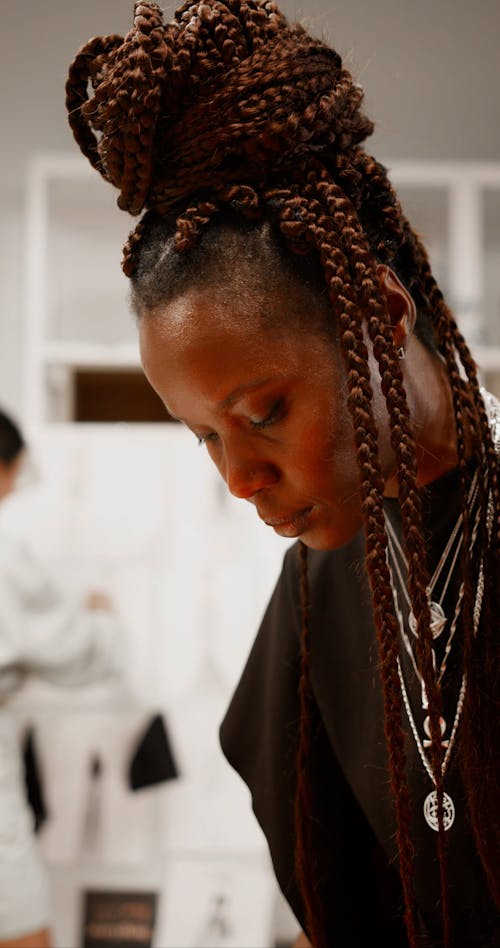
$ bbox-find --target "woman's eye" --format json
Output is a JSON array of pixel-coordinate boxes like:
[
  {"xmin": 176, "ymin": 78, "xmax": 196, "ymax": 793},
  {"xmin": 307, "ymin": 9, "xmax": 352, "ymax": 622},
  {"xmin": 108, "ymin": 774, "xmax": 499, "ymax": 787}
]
[
  {"xmin": 196, "ymin": 399, "xmax": 285, "ymax": 446},
  {"xmin": 250, "ymin": 399, "xmax": 285, "ymax": 429}
]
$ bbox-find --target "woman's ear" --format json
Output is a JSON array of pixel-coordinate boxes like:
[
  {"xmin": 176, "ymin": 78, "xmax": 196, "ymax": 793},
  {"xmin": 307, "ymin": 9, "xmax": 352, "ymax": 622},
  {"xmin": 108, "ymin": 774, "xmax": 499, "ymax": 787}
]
[{"xmin": 376, "ymin": 264, "xmax": 417, "ymax": 351}]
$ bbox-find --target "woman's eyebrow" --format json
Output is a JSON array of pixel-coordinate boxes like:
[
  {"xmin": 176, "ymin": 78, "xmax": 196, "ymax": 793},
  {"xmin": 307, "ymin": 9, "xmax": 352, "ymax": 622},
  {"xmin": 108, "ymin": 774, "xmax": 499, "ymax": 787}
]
[{"xmin": 218, "ymin": 377, "xmax": 274, "ymax": 411}]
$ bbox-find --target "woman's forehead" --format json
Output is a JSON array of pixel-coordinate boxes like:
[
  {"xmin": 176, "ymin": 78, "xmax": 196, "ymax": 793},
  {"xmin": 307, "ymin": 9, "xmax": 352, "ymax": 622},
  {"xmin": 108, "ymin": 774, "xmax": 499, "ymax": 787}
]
[
  {"xmin": 139, "ymin": 288, "xmax": 337, "ymax": 405},
  {"xmin": 142, "ymin": 287, "xmax": 302, "ymax": 362},
  {"xmin": 144, "ymin": 267, "xmax": 334, "ymax": 342}
]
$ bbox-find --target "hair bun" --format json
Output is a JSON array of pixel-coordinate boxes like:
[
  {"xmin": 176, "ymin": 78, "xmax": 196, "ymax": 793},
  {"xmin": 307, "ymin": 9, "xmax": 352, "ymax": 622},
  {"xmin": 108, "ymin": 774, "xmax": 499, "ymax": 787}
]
[
  {"xmin": 66, "ymin": 0, "xmax": 373, "ymax": 216},
  {"xmin": 66, "ymin": 2, "xmax": 171, "ymax": 215}
]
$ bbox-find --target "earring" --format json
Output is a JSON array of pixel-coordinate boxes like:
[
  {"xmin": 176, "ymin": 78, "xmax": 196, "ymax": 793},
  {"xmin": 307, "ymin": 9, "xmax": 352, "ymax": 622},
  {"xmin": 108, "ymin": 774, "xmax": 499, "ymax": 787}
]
[{"xmin": 396, "ymin": 346, "xmax": 405, "ymax": 360}]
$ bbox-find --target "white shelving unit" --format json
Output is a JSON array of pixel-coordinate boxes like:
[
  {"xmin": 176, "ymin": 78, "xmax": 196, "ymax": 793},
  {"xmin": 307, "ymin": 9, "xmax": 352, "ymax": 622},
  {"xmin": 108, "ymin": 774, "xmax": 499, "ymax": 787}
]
[
  {"xmin": 389, "ymin": 159, "xmax": 500, "ymax": 375},
  {"xmin": 22, "ymin": 153, "xmax": 141, "ymax": 431}
]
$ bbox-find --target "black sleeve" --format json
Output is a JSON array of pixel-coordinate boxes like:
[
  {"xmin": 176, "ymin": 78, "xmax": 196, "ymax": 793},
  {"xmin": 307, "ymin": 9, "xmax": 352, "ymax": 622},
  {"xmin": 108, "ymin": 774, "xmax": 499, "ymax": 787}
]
[
  {"xmin": 219, "ymin": 542, "xmax": 407, "ymax": 945},
  {"xmin": 219, "ymin": 543, "xmax": 303, "ymax": 918}
]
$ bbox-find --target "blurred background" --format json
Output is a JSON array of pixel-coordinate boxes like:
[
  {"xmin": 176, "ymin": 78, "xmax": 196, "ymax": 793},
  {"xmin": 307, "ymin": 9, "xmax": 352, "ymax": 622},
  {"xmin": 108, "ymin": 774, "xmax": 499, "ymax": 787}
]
[{"xmin": 0, "ymin": 2, "xmax": 499, "ymax": 946}]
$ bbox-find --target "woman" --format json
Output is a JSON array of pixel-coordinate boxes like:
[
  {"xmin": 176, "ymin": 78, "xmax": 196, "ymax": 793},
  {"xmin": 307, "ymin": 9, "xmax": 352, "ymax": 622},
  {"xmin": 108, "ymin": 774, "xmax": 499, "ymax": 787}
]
[
  {"xmin": 65, "ymin": 2, "xmax": 500, "ymax": 945},
  {"xmin": 0, "ymin": 408, "xmax": 123, "ymax": 947}
]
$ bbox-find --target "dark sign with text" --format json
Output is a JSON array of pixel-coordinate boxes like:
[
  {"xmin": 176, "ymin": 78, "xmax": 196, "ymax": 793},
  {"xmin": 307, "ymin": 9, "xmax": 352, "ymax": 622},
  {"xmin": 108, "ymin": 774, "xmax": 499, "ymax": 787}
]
[{"xmin": 81, "ymin": 889, "xmax": 158, "ymax": 948}]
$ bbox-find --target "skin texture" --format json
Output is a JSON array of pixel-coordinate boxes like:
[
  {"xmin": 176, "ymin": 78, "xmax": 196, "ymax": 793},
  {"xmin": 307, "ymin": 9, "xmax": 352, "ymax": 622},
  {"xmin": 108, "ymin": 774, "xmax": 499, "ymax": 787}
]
[
  {"xmin": 0, "ymin": 454, "xmax": 23, "ymax": 502},
  {"xmin": 139, "ymin": 267, "xmax": 458, "ymax": 551}
]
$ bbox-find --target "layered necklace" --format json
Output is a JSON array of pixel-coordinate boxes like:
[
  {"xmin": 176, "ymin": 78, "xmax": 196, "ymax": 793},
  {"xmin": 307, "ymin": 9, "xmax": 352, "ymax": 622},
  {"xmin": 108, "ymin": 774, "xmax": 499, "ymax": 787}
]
[
  {"xmin": 385, "ymin": 388, "xmax": 500, "ymax": 831},
  {"xmin": 385, "ymin": 470, "xmax": 482, "ymax": 832}
]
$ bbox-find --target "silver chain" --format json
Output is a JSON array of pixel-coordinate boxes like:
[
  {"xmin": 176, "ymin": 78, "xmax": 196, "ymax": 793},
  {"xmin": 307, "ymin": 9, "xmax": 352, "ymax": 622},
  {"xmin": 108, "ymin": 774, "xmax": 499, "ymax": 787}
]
[
  {"xmin": 397, "ymin": 542, "xmax": 486, "ymax": 788},
  {"xmin": 387, "ymin": 469, "xmax": 478, "ymax": 605},
  {"xmin": 386, "ymin": 479, "xmax": 481, "ymax": 686},
  {"xmin": 391, "ymin": 387, "xmax": 499, "ymax": 791},
  {"xmin": 397, "ymin": 662, "xmax": 467, "ymax": 784}
]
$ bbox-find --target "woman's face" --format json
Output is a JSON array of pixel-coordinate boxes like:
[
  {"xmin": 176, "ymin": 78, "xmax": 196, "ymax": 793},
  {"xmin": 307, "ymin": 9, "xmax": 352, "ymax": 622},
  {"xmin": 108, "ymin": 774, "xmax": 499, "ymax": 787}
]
[{"xmin": 139, "ymin": 282, "xmax": 396, "ymax": 551}]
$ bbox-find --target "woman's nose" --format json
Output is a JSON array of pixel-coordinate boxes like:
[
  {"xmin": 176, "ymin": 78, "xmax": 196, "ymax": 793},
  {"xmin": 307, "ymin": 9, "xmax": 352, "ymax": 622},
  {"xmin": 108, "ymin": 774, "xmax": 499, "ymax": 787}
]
[{"xmin": 223, "ymin": 452, "xmax": 279, "ymax": 500}]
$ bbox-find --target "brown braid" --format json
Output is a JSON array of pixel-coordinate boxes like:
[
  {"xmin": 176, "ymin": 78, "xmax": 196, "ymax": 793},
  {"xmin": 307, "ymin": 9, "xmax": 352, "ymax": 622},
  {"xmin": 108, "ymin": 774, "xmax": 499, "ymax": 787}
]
[
  {"xmin": 66, "ymin": 3, "xmax": 173, "ymax": 214},
  {"xmin": 302, "ymin": 161, "xmax": 455, "ymax": 906},
  {"xmin": 288, "ymin": 171, "xmax": 424, "ymax": 941},
  {"xmin": 66, "ymin": 34, "xmax": 124, "ymax": 174},
  {"xmin": 296, "ymin": 540, "xmax": 327, "ymax": 948},
  {"xmin": 267, "ymin": 179, "xmax": 418, "ymax": 940},
  {"xmin": 413, "ymin": 253, "xmax": 500, "ymax": 904},
  {"xmin": 345, "ymin": 146, "xmax": 500, "ymax": 915},
  {"xmin": 66, "ymin": 3, "xmax": 500, "ymax": 945}
]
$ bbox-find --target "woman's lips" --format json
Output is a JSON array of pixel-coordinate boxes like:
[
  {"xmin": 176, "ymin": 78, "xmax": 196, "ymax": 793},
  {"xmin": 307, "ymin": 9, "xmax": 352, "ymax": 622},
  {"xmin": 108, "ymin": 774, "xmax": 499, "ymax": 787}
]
[{"xmin": 262, "ymin": 506, "xmax": 313, "ymax": 538}]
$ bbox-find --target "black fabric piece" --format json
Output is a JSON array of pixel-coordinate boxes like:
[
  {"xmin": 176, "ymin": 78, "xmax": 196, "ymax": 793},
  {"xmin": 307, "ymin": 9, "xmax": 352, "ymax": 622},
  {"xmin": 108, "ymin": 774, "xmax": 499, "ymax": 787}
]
[
  {"xmin": 128, "ymin": 713, "xmax": 180, "ymax": 791},
  {"xmin": 22, "ymin": 724, "xmax": 49, "ymax": 833}
]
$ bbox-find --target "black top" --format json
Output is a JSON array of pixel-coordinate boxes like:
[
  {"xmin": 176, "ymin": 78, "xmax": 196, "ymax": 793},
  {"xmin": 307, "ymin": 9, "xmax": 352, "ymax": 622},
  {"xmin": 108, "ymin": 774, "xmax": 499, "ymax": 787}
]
[{"xmin": 219, "ymin": 466, "xmax": 500, "ymax": 947}]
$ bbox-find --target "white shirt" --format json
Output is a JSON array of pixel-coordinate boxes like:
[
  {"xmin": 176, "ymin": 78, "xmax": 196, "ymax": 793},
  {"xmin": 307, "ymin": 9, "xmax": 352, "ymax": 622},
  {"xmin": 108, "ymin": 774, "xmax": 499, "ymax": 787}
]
[{"xmin": 0, "ymin": 529, "xmax": 122, "ymax": 698}]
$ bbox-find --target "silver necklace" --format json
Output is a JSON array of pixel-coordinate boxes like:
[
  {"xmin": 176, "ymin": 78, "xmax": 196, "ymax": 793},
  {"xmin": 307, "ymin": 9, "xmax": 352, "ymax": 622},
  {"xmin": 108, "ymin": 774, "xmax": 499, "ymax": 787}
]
[
  {"xmin": 386, "ymin": 474, "xmax": 480, "ymax": 694},
  {"xmin": 387, "ymin": 387, "xmax": 499, "ymax": 831},
  {"xmin": 386, "ymin": 470, "xmax": 479, "ymax": 643},
  {"xmin": 396, "ymin": 544, "xmax": 486, "ymax": 831},
  {"xmin": 385, "ymin": 473, "xmax": 484, "ymax": 832},
  {"xmin": 397, "ymin": 661, "xmax": 466, "ymax": 831}
]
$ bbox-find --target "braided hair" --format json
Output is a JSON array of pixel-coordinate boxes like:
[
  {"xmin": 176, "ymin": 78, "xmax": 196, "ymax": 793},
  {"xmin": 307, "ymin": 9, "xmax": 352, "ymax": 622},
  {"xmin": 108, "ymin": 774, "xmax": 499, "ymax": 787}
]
[{"xmin": 66, "ymin": 3, "xmax": 500, "ymax": 945}]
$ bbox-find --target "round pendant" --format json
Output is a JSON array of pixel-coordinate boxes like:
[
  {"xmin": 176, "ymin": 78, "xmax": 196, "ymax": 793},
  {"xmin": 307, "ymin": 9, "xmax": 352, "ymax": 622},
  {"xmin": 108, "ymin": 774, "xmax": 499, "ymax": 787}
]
[
  {"xmin": 423, "ymin": 790, "xmax": 455, "ymax": 831},
  {"xmin": 409, "ymin": 600, "xmax": 447, "ymax": 639}
]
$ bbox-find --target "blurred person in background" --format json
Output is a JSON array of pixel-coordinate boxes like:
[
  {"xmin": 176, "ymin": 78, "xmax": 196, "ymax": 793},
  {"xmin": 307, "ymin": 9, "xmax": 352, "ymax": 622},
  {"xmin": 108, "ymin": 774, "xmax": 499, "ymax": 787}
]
[{"xmin": 0, "ymin": 407, "xmax": 123, "ymax": 948}]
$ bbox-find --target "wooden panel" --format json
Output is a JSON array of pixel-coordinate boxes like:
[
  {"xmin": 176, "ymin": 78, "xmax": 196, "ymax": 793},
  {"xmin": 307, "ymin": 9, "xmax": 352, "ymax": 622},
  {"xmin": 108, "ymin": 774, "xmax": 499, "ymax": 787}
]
[{"xmin": 73, "ymin": 369, "xmax": 174, "ymax": 423}]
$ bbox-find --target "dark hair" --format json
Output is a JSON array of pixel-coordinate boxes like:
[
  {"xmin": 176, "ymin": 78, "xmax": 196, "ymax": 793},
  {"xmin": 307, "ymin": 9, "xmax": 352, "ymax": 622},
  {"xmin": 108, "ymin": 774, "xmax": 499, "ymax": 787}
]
[
  {"xmin": 66, "ymin": 3, "xmax": 500, "ymax": 945},
  {"xmin": 0, "ymin": 409, "xmax": 25, "ymax": 466}
]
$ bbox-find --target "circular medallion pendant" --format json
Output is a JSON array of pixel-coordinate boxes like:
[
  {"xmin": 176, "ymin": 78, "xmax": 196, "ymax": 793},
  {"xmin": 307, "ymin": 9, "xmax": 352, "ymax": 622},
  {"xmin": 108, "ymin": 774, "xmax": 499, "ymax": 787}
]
[
  {"xmin": 423, "ymin": 790, "xmax": 455, "ymax": 831},
  {"xmin": 409, "ymin": 600, "xmax": 447, "ymax": 639}
]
